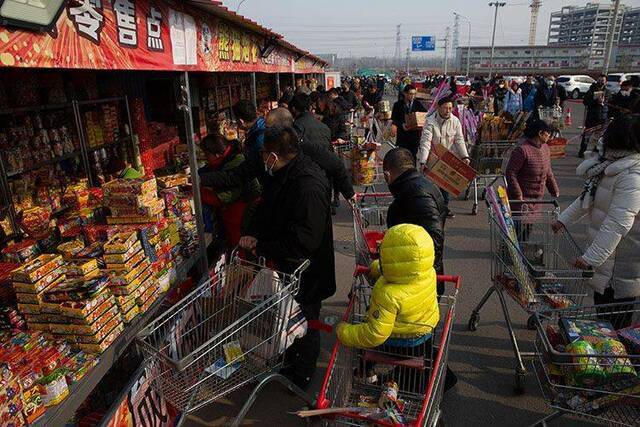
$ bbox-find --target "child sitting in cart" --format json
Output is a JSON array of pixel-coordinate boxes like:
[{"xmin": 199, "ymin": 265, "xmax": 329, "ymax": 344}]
[{"xmin": 337, "ymin": 223, "xmax": 440, "ymax": 350}]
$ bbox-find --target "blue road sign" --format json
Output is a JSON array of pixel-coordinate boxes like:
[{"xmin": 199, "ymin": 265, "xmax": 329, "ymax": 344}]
[{"xmin": 411, "ymin": 36, "xmax": 436, "ymax": 51}]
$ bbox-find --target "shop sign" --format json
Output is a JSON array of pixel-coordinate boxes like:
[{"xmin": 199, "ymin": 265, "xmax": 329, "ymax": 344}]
[
  {"xmin": 0, "ymin": 0, "xmax": 324, "ymax": 73},
  {"xmin": 103, "ymin": 365, "xmax": 179, "ymax": 427}
]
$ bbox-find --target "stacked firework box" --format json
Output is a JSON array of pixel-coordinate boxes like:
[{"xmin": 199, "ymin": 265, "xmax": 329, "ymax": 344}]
[
  {"xmin": 11, "ymin": 255, "xmax": 65, "ymax": 332},
  {"xmin": 103, "ymin": 178, "xmax": 165, "ymax": 225},
  {"xmin": 103, "ymin": 232, "xmax": 158, "ymax": 323}
]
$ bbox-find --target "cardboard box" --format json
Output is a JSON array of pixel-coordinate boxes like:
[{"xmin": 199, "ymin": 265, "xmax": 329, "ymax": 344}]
[
  {"xmin": 104, "ymin": 232, "xmax": 138, "ymax": 254},
  {"xmin": 103, "ymin": 242, "xmax": 143, "ymax": 264},
  {"xmin": 425, "ymin": 143, "xmax": 477, "ymax": 197},
  {"xmin": 548, "ymin": 137, "xmax": 567, "ymax": 160},
  {"xmin": 405, "ymin": 112, "xmax": 428, "ymax": 129}
]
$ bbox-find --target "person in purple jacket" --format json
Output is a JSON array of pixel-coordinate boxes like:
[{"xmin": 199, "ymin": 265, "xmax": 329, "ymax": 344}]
[{"xmin": 505, "ymin": 119, "xmax": 560, "ymax": 212}]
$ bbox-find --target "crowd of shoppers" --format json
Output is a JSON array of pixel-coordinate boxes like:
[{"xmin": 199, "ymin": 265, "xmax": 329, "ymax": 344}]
[{"xmin": 195, "ymin": 70, "xmax": 640, "ymax": 405}]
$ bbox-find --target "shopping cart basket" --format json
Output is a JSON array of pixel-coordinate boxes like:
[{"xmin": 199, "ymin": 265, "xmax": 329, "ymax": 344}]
[
  {"xmin": 315, "ymin": 271, "xmax": 460, "ymax": 426},
  {"xmin": 353, "ymin": 192, "xmax": 394, "ymax": 268},
  {"xmin": 464, "ymin": 141, "xmax": 517, "ymax": 215},
  {"xmin": 136, "ymin": 251, "xmax": 311, "ymax": 427},
  {"xmin": 538, "ymin": 106, "xmax": 565, "ymax": 130},
  {"xmin": 531, "ymin": 301, "xmax": 640, "ymax": 427},
  {"xmin": 467, "ymin": 188, "xmax": 593, "ymax": 393}
]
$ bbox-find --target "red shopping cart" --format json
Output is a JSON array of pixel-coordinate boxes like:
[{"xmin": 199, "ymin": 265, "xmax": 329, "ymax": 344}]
[
  {"xmin": 314, "ymin": 271, "xmax": 460, "ymax": 426},
  {"xmin": 353, "ymin": 192, "xmax": 394, "ymax": 267}
]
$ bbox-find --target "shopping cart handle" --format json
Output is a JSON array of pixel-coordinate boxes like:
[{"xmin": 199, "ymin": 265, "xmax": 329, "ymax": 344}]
[
  {"xmin": 436, "ymin": 275, "xmax": 461, "ymax": 291},
  {"xmin": 353, "ymin": 265, "xmax": 371, "ymax": 277},
  {"xmin": 511, "ymin": 199, "xmax": 559, "ymax": 208},
  {"xmin": 308, "ymin": 320, "xmax": 333, "ymax": 333}
]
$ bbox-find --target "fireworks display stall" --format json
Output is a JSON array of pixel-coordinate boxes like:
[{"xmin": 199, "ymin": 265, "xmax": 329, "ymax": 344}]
[{"xmin": 0, "ymin": 1, "xmax": 325, "ymax": 426}]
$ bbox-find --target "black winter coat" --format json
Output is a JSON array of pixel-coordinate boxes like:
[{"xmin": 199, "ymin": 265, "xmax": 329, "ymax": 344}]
[
  {"xmin": 199, "ymin": 135, "xmax": 354, "ymax": 201},
  {"xmin": 294, "ymin": 112, "xmax": 332, "ymax": 150},
  {"xmin": 249, "ymin": 154, "xmax": 336, "ymax": 305},
  {"xmin": 608, "ymin": 92, "xmax": 638, "ymax": 120},
  {"xmin": 340, "ymin": 90, "xmax": 359, "ymax": 110},
  {"xmin": 583, "ymin": 83, "xmax": 609, "ymax": 128},
  {"xmin": 391, "ymin": 99, "xmax": 427, "ymax": 156},
  {"xmin": 387, "ymin": 169, "xmax": 446, "ymax": 274}
]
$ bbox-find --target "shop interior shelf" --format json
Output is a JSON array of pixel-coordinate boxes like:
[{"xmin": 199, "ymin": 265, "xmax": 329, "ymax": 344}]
[
  {"xmin": 6, "ymin": 150, "xmax": 82, "ymax": 178},
  {"xmin": 76, "ymin": 97, "xmax": 126, "ymax": 107},
  {"xmin": 85, "ymin": 135, "xmax": 132, "ymax": 154},
  {"xmin": 0, "ymin": 102, "xmax": 74, "ymax": 116},
  {"xmin": 33, "ymin": 254, "xmax": 199, "ymax": 427}
]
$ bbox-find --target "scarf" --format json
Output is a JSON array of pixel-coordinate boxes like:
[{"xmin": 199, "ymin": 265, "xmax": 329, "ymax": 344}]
[{"xmin": 580, "ymin": 149, "xmax": 637, "ymax": 208}]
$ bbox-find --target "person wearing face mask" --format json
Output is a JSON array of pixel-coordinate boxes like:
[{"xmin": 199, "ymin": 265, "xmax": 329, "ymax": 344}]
[
  {"xmin": 580, "ymin": 74, "xmax": 611, "ymax": 157},
  {"xmin": 505, "ymin": 81, "xmax": 523, "ymax": 115},
  {"xmin": 609, "ymin": 80, "xmax": 637, "ymax": 121},
  {"xmin": 239, "ymin": 126, "xmax": 334, "ymax": 390},
  {"xmin": 418, "ymin": 96, "xmax": 470, "ymax": 218},
  {"xmin": 493, "ymin": 79, "xmax": 508, "ymax": 113},
  {"xmin": 534, "ymin": 76, "xmax": 567, "ymax": 116},
  {"xmin": 392, "ymin": 84, "xmax": 428, "ymax": 159},
  {"xmin": 505, "ymin": 118, "xmax": 560, "ymax": 212}
]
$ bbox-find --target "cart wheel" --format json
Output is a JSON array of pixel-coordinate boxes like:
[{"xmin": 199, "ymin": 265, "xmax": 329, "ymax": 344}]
[
  {"xmin": 527, "ymin": 314, "xmax": 537, "ymax": 331},
  {"xmin": 514, "ymin": 371, "xmax": 526, "ymax": 395},
  {"xmin": 471, "ymin": 204, "xmax": 478, "ymax": 216},
  {"xmin": 468, "ymin": 312, "xmax": 480, "ymax": 332}
]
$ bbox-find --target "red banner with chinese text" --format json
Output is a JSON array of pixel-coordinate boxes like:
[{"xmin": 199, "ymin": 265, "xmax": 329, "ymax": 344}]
[{"xmin": 0, "ymin": 0, "xmax": 323, "ymax": 74}]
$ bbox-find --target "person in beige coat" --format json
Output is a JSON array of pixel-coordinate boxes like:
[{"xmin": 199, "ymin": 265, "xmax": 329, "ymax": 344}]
[{"xmin": 418, "ymin": 96, "xmax": 470, "ymax": 217}]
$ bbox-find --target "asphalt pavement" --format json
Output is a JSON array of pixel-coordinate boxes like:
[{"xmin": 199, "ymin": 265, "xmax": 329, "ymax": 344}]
[{"xmin": 186, "ymin": 100, "xmax": 603, "ymax": 426}]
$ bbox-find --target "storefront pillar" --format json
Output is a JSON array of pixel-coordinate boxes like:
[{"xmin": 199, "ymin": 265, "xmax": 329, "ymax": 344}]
[
  {"xmin": 250, "ymin": 72, "xmax": 257, "ymax": 108},
  {"xmin": 180, "ymin": 71, "xmax": 208, "ymax": 274},
  {"xmin": 275, "ymin": 72, "xmax": 281, "ymax": 100}
]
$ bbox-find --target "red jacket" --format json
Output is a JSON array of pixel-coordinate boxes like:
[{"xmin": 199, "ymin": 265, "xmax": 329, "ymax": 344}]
[{"xmin": 506, "ymin": 139, "xmax": 559, "ymax": 201}]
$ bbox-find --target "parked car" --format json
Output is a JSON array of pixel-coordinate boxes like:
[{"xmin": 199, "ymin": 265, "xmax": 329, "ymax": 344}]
[
  {"xmin": 607, "ymin": 73, "xmax": 640, "ymax": 93},
  {"xmin": 557, "ymin": 75, "xmax": 596, "ymax": 99}
]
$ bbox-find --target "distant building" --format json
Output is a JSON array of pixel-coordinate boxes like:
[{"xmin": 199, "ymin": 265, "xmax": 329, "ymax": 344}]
[
  {"xmin": 621, "ymin": 7, "xmax": 640, "ymax": 44},
  {"xmin": 455, "ymin": 44, "xmax": 640, "ymax": 74},
  {"xmin": 316, "ymin": 53, "xmax": 338, "ymax": 67}
]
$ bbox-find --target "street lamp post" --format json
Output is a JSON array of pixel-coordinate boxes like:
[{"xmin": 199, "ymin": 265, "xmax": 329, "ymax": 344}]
[
  {"xmin": 454, "ymin": 12, "xmax": 472, "ymax": 76},
  {"xmin": 488, "ymin": 2, "xmax": 506, "ymax": 78}
]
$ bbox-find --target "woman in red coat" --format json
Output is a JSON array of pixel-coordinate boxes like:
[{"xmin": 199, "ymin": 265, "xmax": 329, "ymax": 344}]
[{"xmin": 505, "ymin": 119, "xmax": 560, "ymax": 212}]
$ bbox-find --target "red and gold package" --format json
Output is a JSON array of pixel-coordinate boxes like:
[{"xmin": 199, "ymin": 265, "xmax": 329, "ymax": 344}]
[
  {"xmin": 2, "ymin": 240, "xmax": 39, "ymax": 264},
  {"xmin": 12, "ymin": 267, "xmax": 64, "ymax": 295},
  {"xmin": 77, "ymin": 322, "xmax": 123, "ymax": 353},
  {"xmin": 103, "ymin": 242, "xmax": 142, "ymax": 264},
  {"xmin": 56, "ymin": 240, "xmax": 85, "ymax": 260},
  {"xmin": 105, "ymin": 250, "xmax": 145, "ymax": 272},
  {"xmin": 11, "ymin": 255, "xmax": 64, "ymax": 284},
  {"xmin": 57, "ymin": 292, "xmax": 112, "ymax": 319},
  {"xmin": 104, "ymin": 232, "xmax": 138, "ymax": 254},
  {"xmin": 18, "ymin": 207, "xmax": 51, "ymax": 238}
]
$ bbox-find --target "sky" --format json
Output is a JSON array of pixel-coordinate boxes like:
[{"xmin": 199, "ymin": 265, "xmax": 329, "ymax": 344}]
[{"xmin": 222, "ymin": 0, "xmax": 640, "ymax": 57}]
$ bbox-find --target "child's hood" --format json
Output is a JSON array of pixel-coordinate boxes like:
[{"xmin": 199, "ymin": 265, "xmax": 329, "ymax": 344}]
[{"xmin": 378, "ymin": 224, "xmax": 435, "ymax": 285}]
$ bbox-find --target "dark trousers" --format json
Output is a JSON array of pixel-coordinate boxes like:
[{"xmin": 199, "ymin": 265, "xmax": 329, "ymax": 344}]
[
  {"xmin": 594, "ymin": 288, "xmax": 637, "ymax": 330},
  {"xmin": 440, "ymin": 188, "xmax": 450, "ymax": 207},
  {"xmin": 283, "ymin": 302, "xmax": 321, "ymax": 379},
  {"xmin": 397, "ymin": 141, "xmax": 418, "ymax": 162}
]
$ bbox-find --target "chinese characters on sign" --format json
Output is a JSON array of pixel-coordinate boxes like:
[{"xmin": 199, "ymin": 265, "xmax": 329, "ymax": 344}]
[
  {"xmin": 218, "ymin": 21, "xmax": 258, "ymax": 64},
  {"xmin": 146, "ymin": 6, "xmax": 163, "ymax": 51},
  {"xmin": 113, "ymin": 0, "xmax": 138, "ymax": 47},
  {"xmin": 68, "ymin": 0, "xmax": 105, "ymax": 44}
]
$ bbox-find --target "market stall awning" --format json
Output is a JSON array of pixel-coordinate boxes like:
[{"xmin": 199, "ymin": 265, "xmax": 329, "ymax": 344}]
[{"xmin": 0, "ymin": 0, "xmax": 326, "ymax": 74}]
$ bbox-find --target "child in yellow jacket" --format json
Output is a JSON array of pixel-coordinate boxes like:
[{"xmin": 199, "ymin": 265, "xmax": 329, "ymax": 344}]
[{"xmin": 337, "ymin": 223, "xmax": 440, "ymax": 348}]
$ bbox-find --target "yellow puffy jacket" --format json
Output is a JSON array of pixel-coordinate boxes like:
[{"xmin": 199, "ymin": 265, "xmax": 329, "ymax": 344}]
[{"xmin": 337, "ymin": 224, "xmax": 440, "ymax": 348}]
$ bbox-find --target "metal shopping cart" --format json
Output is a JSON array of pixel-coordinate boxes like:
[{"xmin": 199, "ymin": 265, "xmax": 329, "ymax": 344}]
[
  {"xmin": 531, "ymin": 301, "xmax": 640, "ymax": 427},
  {"xmin": 467, "ymin": 187, "xmax": 593, "ymax": 393},
  {"xmin": 136, "ymin": 251, "xmax": 311, "ymax": 427},
  {"xmin": 315, "ymin": 271, "xmax": 460, "ymax": 426},
  {"xmin": 465, "ymin": 140, "xmax": 517, "ymax": 215},
  {"xmin": 353, "ymin": 192, "xmax": 394, "ymax": 267}
]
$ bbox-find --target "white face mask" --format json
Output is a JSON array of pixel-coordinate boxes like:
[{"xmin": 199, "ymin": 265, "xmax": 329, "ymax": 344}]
[
  {"xmin": 621, "ymin": 90, "xmax": 631, "ymax": 97},
  {"xmin": 264, "ymin": 152, "xmax": 278, "ymax": 176},
  {"xmin": 546, "ymin": 80, "xmax": 554, "ymax": 87}
]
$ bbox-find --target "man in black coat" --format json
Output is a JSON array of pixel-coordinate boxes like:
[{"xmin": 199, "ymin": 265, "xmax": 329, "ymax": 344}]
[
  {"xmin": 339, "ymin": 81, "xmax": 359, "ymax": 111},
  {"xmin": 579, "ymin": 74, "xmax": 610, "ymax": 157},
  {"xmin": 383, "ymin": 147, "xmax": 446, "ymax": 287},
  {"xmin": 239, "ymin": 126, "xmax": 334, "ymax": 389},
  {"xmin": 289, "ymin": 94, "xmax": 332, "ymax": 150},
  {"xmin": 609, "ymin": 80, "xmax": 638, "ymax": 121},
  {"xmin": 199, "ymin": 108, "xmax": 355, "ymax": 202},
  {"xmin": 381, "ymin": 147, "xmax": 458, "ymax": 392},
  {"xmin": 391, "ymin": 84, "xmax": 428, "ymax": 160}
]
